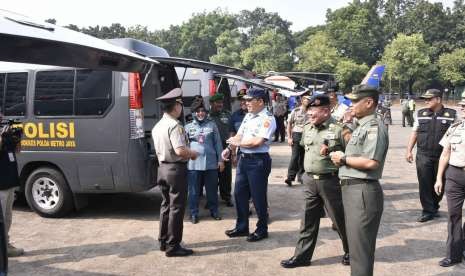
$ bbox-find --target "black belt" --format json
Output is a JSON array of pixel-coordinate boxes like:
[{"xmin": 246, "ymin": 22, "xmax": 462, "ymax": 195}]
[
  {"xmin": 239, "ymin": 152, "xmax": 269, "ymax": 159},
  {"xmin": 450, "ymin": 165, "xmax": 465, "ymax": 171},
  {"xmin": 306, "ymin": 172, "xmax": 337, "ymax": 180},
  {"xmin": 160, "ymin": 161, "xmax": 187, "ymax": 164},
  {"xmin": 340, "ymin": 178, "xmax": 378, "ymax": 186}
]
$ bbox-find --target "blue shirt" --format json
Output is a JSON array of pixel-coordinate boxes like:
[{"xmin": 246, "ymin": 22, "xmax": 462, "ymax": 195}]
[
  {"xmin": 185, "ymin": 118, "xmax": 223, "ymax": 171},
  {"xmin": 237, "ymin": 108, "xmax": 277, "ymax": 153},
  {"xmin": 230, "ymin": 108, "xmax": 247, "ymax": 133}
]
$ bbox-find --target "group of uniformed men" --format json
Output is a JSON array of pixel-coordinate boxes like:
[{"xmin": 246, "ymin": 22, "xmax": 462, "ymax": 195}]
[{"xmin": 151, "ymin": 82, "xmax": 465, "ymax": 275}]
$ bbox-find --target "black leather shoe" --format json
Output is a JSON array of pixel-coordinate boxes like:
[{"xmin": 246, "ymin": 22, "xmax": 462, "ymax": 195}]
[
  {"xmin": 211, "ymin": 213, "xmax": 222, "ymax": 220},
  {"xmin": 285, "ymin": 179, "xmax": 292, "ymax": 186},
  {"xmin": 438, "ymin": 258, "xmax": 461, "ymax": 267},
  {"xmin": 341, "ymin": 253, "xmax": 350, "ymax": 265},
  {"xmin": 191, "ymin": 215, "xmax": 199, "ymax": 224},
  {"xmin": 159, "ymin": 242, "xmax": 166, "ymax": 252},
  {"xmin": 225, "ymin": 228, "xmax": 249, "ymax": 238},
  {"xmin": 165, "ymin": 246, "xmax": 194, "ymax": 257},
  {"xmin": 246, "ymin": 232, "xmax": 268, "ymax": 242},
  {"xmin": 280, "ymin": 257, "xmax": 311, "ymax": 268},
  {"xmin": 417, "ymin": 213, "xmax": 434, "ymax": 222}
]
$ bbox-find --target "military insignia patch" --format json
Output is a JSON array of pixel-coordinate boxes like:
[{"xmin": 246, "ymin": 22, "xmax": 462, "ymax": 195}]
[
  {"xmin": 445, "ymin": 112, "xmax": 450, "ymax": 117},
  {"xmin": 264, "ymin": 120, "xmax": 270, "ymax": 128},
  {"xmin": 422, "ymin": 111, "xmax": 427, "ymax": 116}
]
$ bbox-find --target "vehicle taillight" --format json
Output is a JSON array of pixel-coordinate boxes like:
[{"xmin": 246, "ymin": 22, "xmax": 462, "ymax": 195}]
[
  {"xmin": 129, "ymin": 73, "xmax": 143, "ymax": 109},
  {"xmin": 128, "ymin": 73, "xmax": 144, "ymax": 139},
  {"xmin": 209, "ymin": 79, "xmax": 216, "ymax": 96}
]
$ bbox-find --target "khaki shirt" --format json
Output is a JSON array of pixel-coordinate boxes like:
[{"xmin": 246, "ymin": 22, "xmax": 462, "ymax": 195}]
[
  {"xmin": 288, "ymin": 107, "xmax": 308, "ymax": 133},
  {"xmin": 439, "ymin": 120, "xmax": 465, "ymax": 167},
  {"xmin": 300, "ymin": 117, "xmax": 345, "ymax": 174},
  {"xmin": 339, "ymin": 114, "xmax": 389, "ymax": 180},
  {"xmin": 152, "ymin": 113, "xmax": 188, "ymax": 162}
]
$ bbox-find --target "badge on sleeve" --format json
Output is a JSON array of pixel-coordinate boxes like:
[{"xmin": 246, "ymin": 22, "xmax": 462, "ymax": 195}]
[{"xmin": 263, "ymin": 120, "xmax": 270, "ymax": 128}]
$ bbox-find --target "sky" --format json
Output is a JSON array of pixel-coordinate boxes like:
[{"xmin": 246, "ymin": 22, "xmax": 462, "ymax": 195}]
[{"xmin": 0, "ymin": 0, "xmax": 457, "ymax": 32}]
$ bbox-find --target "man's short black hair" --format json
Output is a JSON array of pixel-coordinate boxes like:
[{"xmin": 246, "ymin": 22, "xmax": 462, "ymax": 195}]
[{"xmin": 161, "ymin": 101, "xmax": 177, "ymax": 113}]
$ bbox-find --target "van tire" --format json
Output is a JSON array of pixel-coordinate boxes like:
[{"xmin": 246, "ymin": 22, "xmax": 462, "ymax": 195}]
[{"xmin": 25, "ymin": 167, "xmax": 74, "ymax": 218}]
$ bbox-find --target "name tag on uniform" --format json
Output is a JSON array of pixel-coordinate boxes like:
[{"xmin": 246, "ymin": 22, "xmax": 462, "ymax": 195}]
[
  {"xmin": 325, "ymin": 133, "xmax": 336, "ymax": 139},
  {"xmin": 8, "ymin": 152, "xmax": 15, "ymax": 162}
]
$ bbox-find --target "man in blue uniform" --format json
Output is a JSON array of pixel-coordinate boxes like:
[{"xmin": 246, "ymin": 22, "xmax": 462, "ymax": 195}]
[{"xmin": 222, "ymin": 88, "xmax": 276, "ymax": 242}]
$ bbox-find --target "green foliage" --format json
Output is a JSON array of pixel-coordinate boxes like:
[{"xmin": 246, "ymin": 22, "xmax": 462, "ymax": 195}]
[
  {"xmin": 439, "ymin": 48, "xmax": 465, "ymax": 86},
  {"xmin": 381, "ymin": 33, "xmax": 431, "ymax": 92},
  {"xmin": 295, "ymin": 31, "xmax": 340, "ymax": 73},
  {"xmin": 335, "ymin": 59, "xmax": 369, "ymax": 92},
  {"xmin": 241, "ymin": 29, "xmax": 293, "ymax": 74},
  {"xmin": 177, "ymin": 9, "xmax": 237, "ymax": 61},
  {"xmin": 326, "ymin": 0, "xmax": 385, "ymax": 65},
  {"xmin": 210, "ymin": 29, "xmax": 244, "ymax": 67}
]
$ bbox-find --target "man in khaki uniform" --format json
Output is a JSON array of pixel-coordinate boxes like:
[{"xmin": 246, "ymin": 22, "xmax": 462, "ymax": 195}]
[
  {"xmin": 281, "ymin": 94, "xmax": 349, "ymax": 268},
  {"xmin": 285, "ymin": 95, "xmax": 310, "ymax": 186},
  {"xmin": 434, "ymin": 91, "xmax": 465, "ymax": 267},
  {"xmin": 331, "ymin": 84, "xmax": 389, "ymax": 276},
  {"xmin": 152, "ymin": 88, "xmax": 198, "ymax": 257}
]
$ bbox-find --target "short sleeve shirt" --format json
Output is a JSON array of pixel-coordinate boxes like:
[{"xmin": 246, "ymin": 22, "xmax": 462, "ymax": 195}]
[
  {"xmin": 339, "ymin": 114, "xmax": 389, "ymax": 180},
  {"xmin": 237, "ymin": 108, "xmax": 277, "ymax": 153},
  {"xmin": 288, "ymin": 107, "xmax": 308, "ymax": 133},
  {"xmin": 185, "ymin": 119, "xmax": 223, "ymax": 170},
  {"xmin": 152, "ymin": 113, "xmax": 188, "ymax": 162},
  {"xmin": 439, "ymin": 120, "xmax": 465, "ymax": 167},
  {"xmin": 230, "ymin": 109, "xmax": 247, "ymax": 134}
]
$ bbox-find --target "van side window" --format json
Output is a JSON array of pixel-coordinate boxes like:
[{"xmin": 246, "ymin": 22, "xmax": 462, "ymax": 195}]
[
  {"xmin": 34, "ymin": 70, "xmax": 112, "ymax": 116},
  {"xmin": 75, "ymin": 70, "xmax": 112, "ymax": 115},
  {"xmin": 0, "ymin": 72, "xmax": 28, "ymax": 116},
  {"xmin": 35, "ymin": 70, "xmax": 74, "ymax": 116}
]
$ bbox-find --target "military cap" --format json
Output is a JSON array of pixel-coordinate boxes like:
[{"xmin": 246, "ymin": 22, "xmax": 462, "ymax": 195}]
[
  {"xmin": 345, "ymin": 84, "xmax": 379, "ymax": 101},
  {"xmin": 420, "ymin": 88, "xmax": 442, "ymax": 99},
  {"xmin": 209, "ymin": 93, "xmax": 224, "ymax": 102},
  {"xmin": 243, "ymin": 88, "xmax": 268, "ymax": 100},
  {"xmin": 309, "ymin": 94, "xmax": 330, "ymax": 107},
  {"xmin": 190, "ymin": 98, "xmax": 205, "ymax": 112},
  {"xmin": 322, "ymin": 82, "xmax": 339, "ymax": 93},
  {"xmin": 156, "ymin": 88, "xmax": 183, "ymax": 103},
  {"xmin": 458, "ymin": 91, "xmax": 465, "ymax": 106}
]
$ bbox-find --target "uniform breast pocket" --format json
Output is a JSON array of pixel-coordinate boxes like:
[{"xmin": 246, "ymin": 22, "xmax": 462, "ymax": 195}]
[
  {"xmin": 418, "ymin": 121, "xmax": 430, "ymax": 132},
  {"xmin": 450, "ymin": 135, "xmax": 462, "ymax": 145}
]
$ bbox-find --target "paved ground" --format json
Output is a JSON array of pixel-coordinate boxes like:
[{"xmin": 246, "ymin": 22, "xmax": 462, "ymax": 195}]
[{"xmin": 9, "ymin": 106, "xmax": 465, "ymax": 275}]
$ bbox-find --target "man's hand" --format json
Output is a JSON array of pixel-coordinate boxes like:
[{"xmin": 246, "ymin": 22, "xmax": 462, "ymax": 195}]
[
  {"xmin": 190, "ymin": 150, "xmax": 198, "ymax": 160},
  {"xmin": 330, "ymin": 151, "xmax": 345, "ymax": 166},
  {"xmin": 320, "ymin": 143, "xmax": 329, "ymax": 156},
  {"xmin": 218, "ymin": 162, "xmax": 225, "ymax": 172},
  {"xmin": 221, "ymin": 148, "xmax": 231, "ymax": 161},
  {"xmin": 226, "ymin": 136, "xmax": 241, "ymax": 147},
  {"xmin": 287, "ymin": 138, "xmax": 293, "ymax": 146},
  {"xmin": 434, "ymin": 179, "xmax": 443, "ymax": 195},
  {"xmin": 232, "ymin": 154, "xmax": 238, "ymax": 167},
  {"xmin": 406, "ymin": 151, "xmax": 414, "ymax": 163}
]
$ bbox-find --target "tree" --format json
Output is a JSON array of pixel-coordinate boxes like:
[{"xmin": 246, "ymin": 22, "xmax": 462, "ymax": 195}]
[
  {"xmin": 295, "ymin": 31, "xmax": 340, "ymax": 73},
  {"xmin": 238, "ymin": 8, "xmax": 294, "ymax": 49},
  {"xmin": 151, "ymin": 26, "xmax": 182, "ymax": 56},
  {"xmin": 292, "ymin": 25, "xmax": 326, "ymax": 49},
  {"xmin": 335, "ymin": 59, "xmax": 369, "ymax": 92},
  {"xmin": 178, "ymin": 9, "xmax": 237, "ymax": 61},
  {"xmin": 241, "ymin": 29, "xmax": 293, "ymax": 73},
  {"xmin": 210, "ymin": 29, "xmax": 244, "ymax": 67},
  {"xmin": 45, "ymin": 18, "xmax": 56, "ymax": 25},
  {"xmin": 381, "ymin": 33, "xmax": 431, "ymax": 94},
  {"xmin": 326, "ymin": 0, "xmax": 385, "ymax": 65},
  {"xmin": 439, "ymin": 48, "xmax": 465, "ymax": 87}
]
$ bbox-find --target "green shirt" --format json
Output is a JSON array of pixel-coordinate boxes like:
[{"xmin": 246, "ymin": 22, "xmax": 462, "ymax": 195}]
[
  {"xmin": 209, "ymin": 110, "xmax": 232, "ymax": 143},
  {"xmin": 339, "ymin": 114, "xmax": 389, "ymax": 180},
  {"xmin": 300, "ymin": 117, "xmax": 345, "ymax": 174}
]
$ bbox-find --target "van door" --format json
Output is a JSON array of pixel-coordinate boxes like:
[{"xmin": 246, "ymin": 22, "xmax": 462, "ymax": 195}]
[{"xmin": 0, "ymin": 10, "xmax": 155, "ymax": 72}]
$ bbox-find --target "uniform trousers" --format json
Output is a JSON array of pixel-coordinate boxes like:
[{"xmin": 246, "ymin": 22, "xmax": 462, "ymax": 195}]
[
  {"xmin": 416, "ymin": 153, "xmax": 443, "ymax": 215},
  {"xmin": 0, "ymin": 188, "xmax": 15, "ymax": 243},
  {"xmin": 287, "ymin": 132, "xmax": 304, "ymax": 182},
  {"xmin": 187, "ymin": 170, "xmax": 219, "ymax": 216},
  {"xmin": 157, "ymin": 162, "xmax": 187, "ymax": 251},
  {"xmin": 274, "ymin": 115, "xmax": 286, "ymax": 142},
  {"xmin": 444, "ymin": 165, "xmax": 465, "ymax": 261},
  {"xmin": 234, "ymin": 153, "xmax": 271, "ymax": 235},
  {"xmin": 341, "ymin": 180, "xmax": 383, "ymax": 276},
  {"xmin": 293, "ymin": 173, "xmax": 349, "ymax": 261}
]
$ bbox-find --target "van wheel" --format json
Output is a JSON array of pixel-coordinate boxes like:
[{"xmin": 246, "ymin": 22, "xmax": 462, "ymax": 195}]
[{"xmin": 25, "ymin": 167, "xmax": 74, "ymax": 218}]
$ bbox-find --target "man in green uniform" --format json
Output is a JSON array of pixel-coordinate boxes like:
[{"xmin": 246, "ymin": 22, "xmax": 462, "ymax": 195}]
[
  {"xmin": 209, "ymin": 93, "xmax": 234, "ymax": 206},
  {"xmin": 281, "ymin": 94, "xmax": 349, "ymax": 268},
  {"xmin": 331, "ymin": 84, "xmax": 389, "ymax": 276}
]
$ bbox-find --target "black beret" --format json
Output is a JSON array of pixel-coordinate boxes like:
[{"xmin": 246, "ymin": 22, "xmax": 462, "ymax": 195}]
[{"xmin": 309, "ymin": 94, "xmax": 330, "ymax": 107}]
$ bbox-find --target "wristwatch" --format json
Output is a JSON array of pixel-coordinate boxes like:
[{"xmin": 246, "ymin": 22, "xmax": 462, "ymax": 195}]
[{"xmin": 340, "ymin": 155, "xmax": 347, "ymax": 166}]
